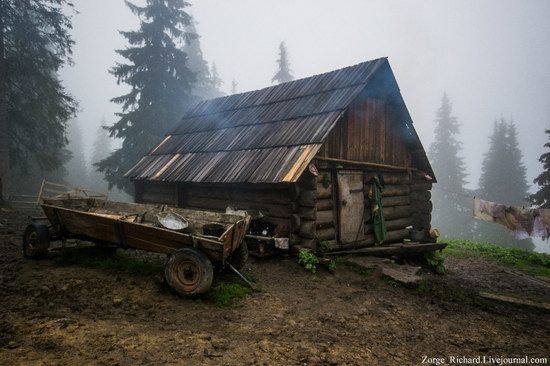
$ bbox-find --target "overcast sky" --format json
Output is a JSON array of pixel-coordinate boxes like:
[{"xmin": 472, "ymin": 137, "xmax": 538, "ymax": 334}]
[{"xmin": 60, "ymin": 0, "xmax": 550, "ymax": 193}]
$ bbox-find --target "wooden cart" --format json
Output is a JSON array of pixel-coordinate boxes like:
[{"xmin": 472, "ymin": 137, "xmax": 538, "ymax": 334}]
[{"xmin": 23, "ymin": 195, "xmax": 250, "ymax": 297}]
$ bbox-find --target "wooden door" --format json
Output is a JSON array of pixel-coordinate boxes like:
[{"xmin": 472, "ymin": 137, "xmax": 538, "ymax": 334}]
[{"xmin": 337, "ymin": 171, "xmax": 365, "ymax": 243}]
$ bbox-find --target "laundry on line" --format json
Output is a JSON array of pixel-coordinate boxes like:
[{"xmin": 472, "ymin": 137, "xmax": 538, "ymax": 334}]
[{"xmin": 473, "ymin": 198, "xmax": 550, "ymax": 240}]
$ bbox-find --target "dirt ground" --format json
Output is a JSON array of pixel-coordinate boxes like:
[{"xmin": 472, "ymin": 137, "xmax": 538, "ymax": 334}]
[{"xmin": 1, "ymin": 209, "xmax": 549, "ymax": 366}]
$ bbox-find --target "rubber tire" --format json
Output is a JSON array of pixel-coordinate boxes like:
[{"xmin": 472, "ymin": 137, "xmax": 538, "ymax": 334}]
[
  {"xmin": 228, "ymin": 243, "xmax": 249, "ymax": 270},
  {"xmin": 22, "ymin": 224, "xmax": 50, "ymax": 259},
  {"xmin": 165, "ymin": 248, "xmax": 213, "ymax": 298}
]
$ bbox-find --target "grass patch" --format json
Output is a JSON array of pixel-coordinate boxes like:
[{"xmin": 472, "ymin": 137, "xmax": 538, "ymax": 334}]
[
  {"xmin": 208, "ymin": 282, "xmax": 252, "ymax": 307},
  {"xmin": 445, "ymin": 239, "xmax": 550, "ymax": 277},
  {"xmin": 52, "ymin": 246, "xmax": 164, "ymax": 276}
]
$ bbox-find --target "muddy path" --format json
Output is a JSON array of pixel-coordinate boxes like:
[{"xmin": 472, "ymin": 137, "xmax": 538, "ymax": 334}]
[{"xmin": 1, "ymin": 209, "xmax": 549, "ymax": 365}]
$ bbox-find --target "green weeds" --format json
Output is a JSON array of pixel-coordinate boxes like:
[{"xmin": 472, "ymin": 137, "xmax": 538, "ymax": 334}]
[
  {"xmin": 445, "ymin": 239, "xmax": 550, "ymax": 277},
  {"xmin": 208, "ymin": 282, "xmax": 252, "ymax": 307}
]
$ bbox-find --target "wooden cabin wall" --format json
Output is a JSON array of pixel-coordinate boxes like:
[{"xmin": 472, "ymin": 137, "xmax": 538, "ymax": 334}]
[
  {"xmin": 410, "ymin": 172, "xmax": 432, "ymax": 230},
  {"xmin": 318, "ymin": 96, "xmax": 412, "ymax": 168},
  {"xmin": 297, "ymin": 171, "xmax": 337, "ymax": 250},
  {"xmin": 176, "ymin": 183, "xmax": 301, "ymax": 239},
  {"xmin": 295, "ymin": 167, "xmax": 433, "ymax": 253},
  {"xmin": 135, "ymin": 182, "xmax": 178, "ymax": 205}
]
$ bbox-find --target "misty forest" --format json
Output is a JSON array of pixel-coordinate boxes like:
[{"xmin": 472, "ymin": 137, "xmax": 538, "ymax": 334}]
[{"xmin": 1, "ymin": 0, "xmax": 550, "ymax": 365}]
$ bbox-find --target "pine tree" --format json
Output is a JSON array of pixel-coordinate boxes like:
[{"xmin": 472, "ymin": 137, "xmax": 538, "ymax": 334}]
[
  {"xmin": 0, "ymin": 0, "xmax": 77, "ymax": 200},
  {"xmin": 428, "ymin": 93, "xmax": 472, "ymax": 239},
  {"xmin": 476, "ymin": 118, "xmax": 533, "ymax": 250},
  {"xmin": 182, "ymin": 19, "xmax": 223, "ymax": 100},
  {"xmin": 531, "ymin": 129, "xmax": 550, "ymax": 208},
  {"xmin": 65, "ymin": 119, "xmax": 90, "ymax": 188},
  {"xmin": 272, "ymin": 41, "xmax": 294, "ymax": 84},
  {"xmin": 231, "ymin": 79, "xmax": 237, "ymax": 94},
  {"xmin": 90, "ymin": 120, "xmax": 112, "ymax": 193},
  {"xmin": 96, "ymin": 0, "xmax": 195, "ymax": 194}
]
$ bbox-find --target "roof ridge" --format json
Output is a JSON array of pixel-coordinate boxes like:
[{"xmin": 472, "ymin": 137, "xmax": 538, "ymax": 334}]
[{"xmin": 183, "ymin": 57, "xmax": 388, "ymax": 119}]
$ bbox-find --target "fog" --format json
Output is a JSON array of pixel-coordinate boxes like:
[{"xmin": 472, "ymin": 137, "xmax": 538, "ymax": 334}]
[{"xmin": 58, "ymin": 0, "xmax": 550, "ymax": 250}]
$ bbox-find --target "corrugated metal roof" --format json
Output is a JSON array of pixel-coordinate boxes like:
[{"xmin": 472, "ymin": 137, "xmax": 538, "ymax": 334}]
[{"xmin": 126, "ymin": 57, "xmax": 409, "ymax": 184}]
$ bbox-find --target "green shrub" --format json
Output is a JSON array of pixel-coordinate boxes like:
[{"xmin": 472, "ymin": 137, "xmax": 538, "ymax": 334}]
[
  {"xmin": 424, "ymin": 250, "xmax": 446, "ymax": 274},
  {"xmin": 298, "ymin": 249, "xmax": 319, "ymax": 273}
]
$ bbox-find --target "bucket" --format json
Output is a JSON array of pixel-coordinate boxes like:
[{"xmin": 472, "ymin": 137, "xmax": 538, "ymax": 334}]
[{"xmin": 202, "ymin": 223, "xmax": 224, "ymax": 237}]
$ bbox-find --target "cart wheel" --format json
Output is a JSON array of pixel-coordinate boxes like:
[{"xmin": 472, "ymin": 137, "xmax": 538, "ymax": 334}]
[
  {"xmin": 165, "ymin": 248, "xmax": 213, "ymax": 298},
  {"xmin": 22, "ymin": 224, "xmax": 50, "ymax": 259},
  {"xmin": 228, "ymin": 243, "xmax": 249, "ymax": 270}
]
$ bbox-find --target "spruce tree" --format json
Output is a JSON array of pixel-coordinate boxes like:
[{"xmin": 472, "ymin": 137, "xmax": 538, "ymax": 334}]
[
  {"xmin": 531, "ymin": 129, "xmax": 550, "ymax": 208},
  {"xmin": 182, "ymin": 20, "xmax": 223, "ymax": 100},
  {"xmin": 476, "ymin": 119, "xmax": 533, "ymax": 250},
  {"xmin": 428, "ymin": 93, "xmax": 471, "ymax": 239},
  {"xmin": 96, "ymin": 0, "xmax": 195, "ymax": 194},
  {"xmin": 0, "ymin": 0, "xmax": 77, "ymax": 199},
  {"xmin": 231, "ymin": 79, "xmax": 237, "ymax": 94},
  {"xmin": 65, "ymin": 119, "xmax": 90, "ymax": 188},
  {"xmin": 272, "ymin": 41, "xmax": 294, "ymax": 84}
]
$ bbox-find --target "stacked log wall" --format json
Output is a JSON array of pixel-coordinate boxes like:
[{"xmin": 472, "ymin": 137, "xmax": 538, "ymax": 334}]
[
  {"xmin": 362, "ymin": 171, "xmax": 413, "ymax": 245},
  {"xmin": 178, "ymin": 184, "xmax": 300, "ymax": 233},
  {"xmin": 410, "ymin": 173, "xmax": 433, "ymax": 230},
  {"xmin": 297, "ymin": 171, "xmax": 338, "ymax": 250}
]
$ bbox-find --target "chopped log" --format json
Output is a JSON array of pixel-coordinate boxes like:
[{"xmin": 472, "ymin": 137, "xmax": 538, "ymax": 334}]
[
  {"xmin": 411, "ymin": 190, "xmax": 431, "ymax": 201},
  {"xmin": 381, "ymin": 196, "xmax": 410, "ymax": 207},
  {"xmin": 317, "ymin": 226, "xmax": 336, "ymax": 241},
  {"xmin": 299, "ymin": 206, "xmax": 316, "ymax": 220},
  {"xmin": 382, "ymin": 205, "xmax": 412, "ymax": 220},
  {"xmin": 300, "ymin": 220, "xmax": 316, "ymax": 239},
  {"xmin": 316, "ymin": 210, "xmax": 334, "ymax": 225},
  {"xmin": 298, "ymin": 190, "xmax": 316, "ymax": 207},
  {"xmin": 316, "ymin": 198, "xmax": 333, "ymax": 211},
  {"xmin": 317, "ymin": 183, "xmax": 332, "ymax": 199},
  {"xmin": 315, "ymin": 156, "xmax": 413, "ymax": 172}
]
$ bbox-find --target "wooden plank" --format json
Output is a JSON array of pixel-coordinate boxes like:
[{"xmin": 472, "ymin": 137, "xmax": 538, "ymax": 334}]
[
  {"xmin": 479, "ymin": 292, "xmax": 550, "ymax": 311},
  {"xmin": 337, "ymin": 171, "xmax": 365, "ymax": 243},
  {"xmin": 315, "ymin": 156, "xmax": 414, "ymax": 172}
]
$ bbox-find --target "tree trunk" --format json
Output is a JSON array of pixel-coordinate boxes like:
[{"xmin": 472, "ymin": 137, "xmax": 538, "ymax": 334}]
[{"xmin": 0, "ymin": 0, "xmax": 8, "ymax": 203}]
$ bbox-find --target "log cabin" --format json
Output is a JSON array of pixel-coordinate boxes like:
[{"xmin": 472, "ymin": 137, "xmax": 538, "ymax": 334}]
[{"xmin": 125, "ymin": 58, "xmax": 436, "ymax": 253}]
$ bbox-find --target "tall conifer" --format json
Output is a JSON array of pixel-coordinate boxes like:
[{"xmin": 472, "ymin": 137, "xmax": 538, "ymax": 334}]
[
  {"xmin": 428, "ymin": 93, "xmax": 471, "ymax": 238},
  {"xmin": 96, "ymin": 0, "xmax": 195, "ymax": 193},
  {"xmin": 477, "ymin": 119, "xmax": 533, "ymax": 250}
]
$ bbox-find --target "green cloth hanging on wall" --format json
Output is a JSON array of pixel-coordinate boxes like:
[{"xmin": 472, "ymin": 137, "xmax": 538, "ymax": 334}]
[{"xmin": 370, "ymin": 176, "xmax": 386, "ymax": 243}]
